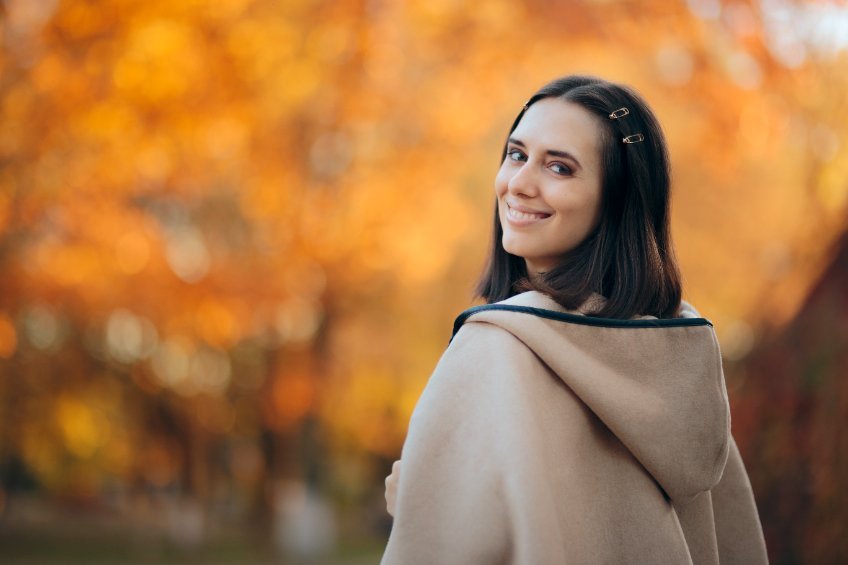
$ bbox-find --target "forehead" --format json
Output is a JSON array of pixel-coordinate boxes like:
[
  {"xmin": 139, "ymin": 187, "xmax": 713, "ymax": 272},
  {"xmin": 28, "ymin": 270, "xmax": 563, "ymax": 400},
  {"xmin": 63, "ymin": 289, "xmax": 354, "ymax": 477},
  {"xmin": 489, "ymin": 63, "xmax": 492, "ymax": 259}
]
[{"xmin": 513, "ymin": 98, "xmax": 602, "ymax": 159}]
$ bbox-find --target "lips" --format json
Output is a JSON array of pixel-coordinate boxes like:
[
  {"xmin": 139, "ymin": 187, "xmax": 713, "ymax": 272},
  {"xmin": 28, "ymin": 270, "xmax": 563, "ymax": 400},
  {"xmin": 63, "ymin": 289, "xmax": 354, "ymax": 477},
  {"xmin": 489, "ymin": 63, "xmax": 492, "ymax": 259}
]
[{"xmin": 506, "ymin": 202, "xmax": 552, "ymax": 223}]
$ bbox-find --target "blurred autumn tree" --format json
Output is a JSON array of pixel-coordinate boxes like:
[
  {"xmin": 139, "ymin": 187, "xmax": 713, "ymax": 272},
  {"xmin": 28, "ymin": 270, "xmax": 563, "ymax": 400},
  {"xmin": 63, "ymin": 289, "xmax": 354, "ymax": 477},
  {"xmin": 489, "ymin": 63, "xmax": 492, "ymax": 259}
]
[
  {"xmin": 0, "ymin": 0, "xmax": 846, "ymax": 559},
  {"xmin": 731, "ymin": 228, "xmax": 848, "ymax": 564}
]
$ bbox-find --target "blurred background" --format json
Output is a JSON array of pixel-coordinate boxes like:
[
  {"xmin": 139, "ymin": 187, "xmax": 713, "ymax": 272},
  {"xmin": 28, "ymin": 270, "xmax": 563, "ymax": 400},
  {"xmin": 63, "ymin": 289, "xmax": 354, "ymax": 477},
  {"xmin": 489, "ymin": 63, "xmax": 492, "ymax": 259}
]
[{"xmin": 0, "ymin": 0, "xmax": 846, "ymax": 563}]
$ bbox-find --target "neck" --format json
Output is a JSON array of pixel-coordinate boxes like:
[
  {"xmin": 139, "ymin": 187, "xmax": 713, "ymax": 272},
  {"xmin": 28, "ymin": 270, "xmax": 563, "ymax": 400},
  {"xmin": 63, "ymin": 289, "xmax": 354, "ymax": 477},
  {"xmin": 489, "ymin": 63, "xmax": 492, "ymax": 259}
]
[{"xmin": 524, "ymin": 259, "xmax": 549, "ymax": 281}]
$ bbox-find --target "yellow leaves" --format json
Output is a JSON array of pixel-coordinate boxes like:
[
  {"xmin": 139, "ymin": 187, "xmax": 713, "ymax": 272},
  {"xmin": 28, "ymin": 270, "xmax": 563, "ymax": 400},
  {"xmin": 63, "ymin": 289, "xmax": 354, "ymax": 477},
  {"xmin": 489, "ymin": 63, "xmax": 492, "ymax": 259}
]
[
  {"xmin": 262, "ymin": 60, "xmax": 322, "ymax": 118},
  {"xmin": 0, "ymin": 83, "xmax": 32, "ymax": 150},
  {"xmin": 79, "ymin": 101, "xmax": 140, "ymax": 142},
  {"xmin": 297, "ymin": 190, "xmax": 349, "ymax": 262},
  {"xmin": 305, "ymin": 23, "xmax": 355, "ymax": 65},
  {"xmin": 55, "ymin": 1, "xmax": 107, "ymax": 41},
  {"xmin": 471, "ymin": 0, "xmax": 518, "ymax": 31},
  {"xmin": 203, "ymin": 0, "xmax": 253, "ymax": 22},
  {"xmin": 115, "ymin": 230, "xmax": 152, "ymax": 275},
  {"xmin": 817, "ymin": 157, "xmax": 848, "ymax": 213},
  {"xmin": 379, "ymin": 188, "xmax": 473, "ymax": 286},
  {"xmin": 737, "ymin": 98, "xmax": 787, "ymax": 157},
  {"xmin": 113, "ymin": 19, "xmax": 204, "ymax": 103},
  {"xmin": 134, "ymin": 135, "xmax": 176, "ymax": 183},
  {"xmin": 3, "ymin": 0, "xmax": 848, "ymax": 504},
  {"xmin": 430, "ymin": 80, "xmax": 490, "ymax": 143},
  {"xmin": 224, "ymin": 15, "xmax": 326, "ymax": 117},
  {"xmin": 227, "ymin": 19, "xmax": 300, "ymax": 80},
  {"xmin": 320, "ymin": 367, "xmax": 410, "ymax": 457},
  {"xmin": 19, "ymin": 384, "xmax": 126, "ymax": 490},
  {"xmin": 31, "ymin": 53, "xmax": 66, "ymax": 94},
  {"xmin": 196, "ymin": 297, "xmax": 241, "ymax": 348},
  {"xmin": 383, "ymin": 225, "xmax": 451, "ymax": 286},
  {"xmin": 38, "ymin": 243, "xmax": 105, "ymax": 288},
  {"xmin": 55, "ymin": 395, "xmax": 110, "ymax": 459},
  {"xmin": 203, "ymin": 116, "xmax": 249, "ymax": 162},
  {"xmin": 240, "ymin": 174, "xmax": 294, "ymax": 221}
]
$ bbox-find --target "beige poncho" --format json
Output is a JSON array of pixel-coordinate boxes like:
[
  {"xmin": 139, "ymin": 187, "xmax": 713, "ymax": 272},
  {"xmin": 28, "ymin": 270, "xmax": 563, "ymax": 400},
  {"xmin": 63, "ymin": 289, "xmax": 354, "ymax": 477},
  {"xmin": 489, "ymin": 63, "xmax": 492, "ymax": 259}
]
[{"xmin": 382, "ymin": 291, "xmax": 767, "ymax": 564}]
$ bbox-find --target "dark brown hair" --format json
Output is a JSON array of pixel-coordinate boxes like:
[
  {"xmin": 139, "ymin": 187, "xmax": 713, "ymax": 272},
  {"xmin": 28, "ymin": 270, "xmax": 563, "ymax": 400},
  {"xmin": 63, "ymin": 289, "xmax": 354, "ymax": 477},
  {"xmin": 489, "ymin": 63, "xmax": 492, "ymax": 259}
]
[{"xmin": 475, "ymin": 75, "xmax": 682, "ymax": 319}]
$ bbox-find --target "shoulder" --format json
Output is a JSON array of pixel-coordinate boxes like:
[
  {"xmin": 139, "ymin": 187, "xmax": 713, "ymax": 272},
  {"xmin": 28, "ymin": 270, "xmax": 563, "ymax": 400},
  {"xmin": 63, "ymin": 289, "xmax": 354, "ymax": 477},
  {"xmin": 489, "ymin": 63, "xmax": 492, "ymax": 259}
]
[
  {"xmin": 445, "ymin": 318, "xmax": 540, "ymax": 380},
  {"xmin": 408, "ymin": 322, "xmax": 541, "ymax": 432}
]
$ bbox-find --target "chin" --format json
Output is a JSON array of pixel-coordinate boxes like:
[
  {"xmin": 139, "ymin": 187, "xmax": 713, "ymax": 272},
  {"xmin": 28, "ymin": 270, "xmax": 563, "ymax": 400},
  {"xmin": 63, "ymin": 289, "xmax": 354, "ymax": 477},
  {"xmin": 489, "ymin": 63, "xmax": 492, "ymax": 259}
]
[{"xmin": 501, "ymin": 238, "xmax": 534, "ymax": 261}]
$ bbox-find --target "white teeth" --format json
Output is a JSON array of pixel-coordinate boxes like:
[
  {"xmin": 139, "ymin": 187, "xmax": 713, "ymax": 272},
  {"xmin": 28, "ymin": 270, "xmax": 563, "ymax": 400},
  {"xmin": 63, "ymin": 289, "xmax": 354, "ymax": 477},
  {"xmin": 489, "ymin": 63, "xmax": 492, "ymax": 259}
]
[{"xmin": 508, "ymin": 205, "xmax": 548, "ymax": 220}]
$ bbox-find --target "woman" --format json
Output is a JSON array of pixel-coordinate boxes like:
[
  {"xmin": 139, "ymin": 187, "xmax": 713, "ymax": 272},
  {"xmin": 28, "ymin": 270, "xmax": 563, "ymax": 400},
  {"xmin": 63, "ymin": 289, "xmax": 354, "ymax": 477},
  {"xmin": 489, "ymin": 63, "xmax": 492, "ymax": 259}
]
[{"xmin": 381, "ymin": 76, "xmax": 768, "ymax": 564}]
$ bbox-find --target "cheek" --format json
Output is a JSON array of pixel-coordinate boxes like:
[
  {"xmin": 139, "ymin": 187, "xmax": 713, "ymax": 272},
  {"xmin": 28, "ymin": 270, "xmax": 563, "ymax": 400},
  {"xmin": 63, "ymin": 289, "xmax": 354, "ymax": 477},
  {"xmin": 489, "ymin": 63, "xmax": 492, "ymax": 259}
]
[
  {"xmin": 494, "ymin": 164, "xmax": 510, "ymax": 196},
  {"xmin": 541, "ymin": 193, "xmax": 596, "ymax": 237},
  {"xmin": 556, "ymin": 192, "xmax": 602, "ymax": 231}
]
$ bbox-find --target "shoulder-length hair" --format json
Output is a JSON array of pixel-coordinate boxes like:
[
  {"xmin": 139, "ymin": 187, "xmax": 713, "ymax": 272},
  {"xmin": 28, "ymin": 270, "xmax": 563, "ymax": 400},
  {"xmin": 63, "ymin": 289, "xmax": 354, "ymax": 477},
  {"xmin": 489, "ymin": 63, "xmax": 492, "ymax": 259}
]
[{"xmin": 475, "ymin": 75, "xmax": 682, "ymax": 319}]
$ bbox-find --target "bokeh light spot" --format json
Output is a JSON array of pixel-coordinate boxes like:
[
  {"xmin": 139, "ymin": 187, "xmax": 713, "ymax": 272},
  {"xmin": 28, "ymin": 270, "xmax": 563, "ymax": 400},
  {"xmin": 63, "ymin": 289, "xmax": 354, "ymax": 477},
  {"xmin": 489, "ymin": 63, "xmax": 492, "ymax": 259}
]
[{"xmin": 165, "ymin": 227, "xmax": 211, "ymax": 283}]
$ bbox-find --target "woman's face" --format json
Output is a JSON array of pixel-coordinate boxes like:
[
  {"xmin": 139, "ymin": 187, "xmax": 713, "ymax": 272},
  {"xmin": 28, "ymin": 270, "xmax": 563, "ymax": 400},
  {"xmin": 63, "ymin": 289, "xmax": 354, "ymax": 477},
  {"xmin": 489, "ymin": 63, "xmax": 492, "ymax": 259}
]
[{"xmin": 495, "ymin": 98, "xmax": 604, "ymax": 274}]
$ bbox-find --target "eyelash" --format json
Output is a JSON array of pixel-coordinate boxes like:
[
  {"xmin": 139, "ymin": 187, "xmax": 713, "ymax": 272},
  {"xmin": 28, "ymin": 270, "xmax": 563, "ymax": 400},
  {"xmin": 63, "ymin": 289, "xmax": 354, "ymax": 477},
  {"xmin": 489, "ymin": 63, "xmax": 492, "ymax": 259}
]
[{"xmin": 506, "ymin": 148, "xmax": 573, "ymax": 176}]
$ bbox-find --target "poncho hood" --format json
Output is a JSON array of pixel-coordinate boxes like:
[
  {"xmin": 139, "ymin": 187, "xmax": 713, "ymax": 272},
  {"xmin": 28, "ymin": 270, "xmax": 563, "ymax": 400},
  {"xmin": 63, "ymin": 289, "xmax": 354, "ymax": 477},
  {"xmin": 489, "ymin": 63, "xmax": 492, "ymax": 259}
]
[{"xmin": 451, "ymin": 290, "xmax": 731, "ymax": 504}]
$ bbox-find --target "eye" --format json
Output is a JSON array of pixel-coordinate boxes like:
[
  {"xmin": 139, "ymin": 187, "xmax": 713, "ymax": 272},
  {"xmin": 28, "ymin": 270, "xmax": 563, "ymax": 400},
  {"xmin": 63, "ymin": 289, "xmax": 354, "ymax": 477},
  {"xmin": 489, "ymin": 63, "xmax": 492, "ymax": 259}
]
[
  {"xmin": 549, "ymin": 162, "xmax": 573, "ymax": 176},
  {"xmin": 506, "ymin": 148, "xmax": 526, "ymax": 162}
]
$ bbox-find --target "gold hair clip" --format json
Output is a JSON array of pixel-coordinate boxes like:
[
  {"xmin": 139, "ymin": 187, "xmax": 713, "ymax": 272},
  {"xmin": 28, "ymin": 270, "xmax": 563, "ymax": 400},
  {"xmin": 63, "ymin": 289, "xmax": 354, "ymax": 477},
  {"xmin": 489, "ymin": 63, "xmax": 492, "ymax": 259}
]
[
  {"xmin": 609, "ymin": 107, "xmax": 630, "ymax": 119},
  {"xmin": 623, "ymin": 133, "xmax": 645, "ymax": 144}
]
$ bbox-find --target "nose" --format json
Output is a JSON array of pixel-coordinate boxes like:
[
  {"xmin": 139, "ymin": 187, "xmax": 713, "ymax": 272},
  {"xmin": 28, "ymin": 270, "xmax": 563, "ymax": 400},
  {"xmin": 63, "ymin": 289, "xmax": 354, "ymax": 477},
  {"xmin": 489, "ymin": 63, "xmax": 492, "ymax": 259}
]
[{"xmin": 506, "ymin": 159, "xmax": 540, "ymax": 198}]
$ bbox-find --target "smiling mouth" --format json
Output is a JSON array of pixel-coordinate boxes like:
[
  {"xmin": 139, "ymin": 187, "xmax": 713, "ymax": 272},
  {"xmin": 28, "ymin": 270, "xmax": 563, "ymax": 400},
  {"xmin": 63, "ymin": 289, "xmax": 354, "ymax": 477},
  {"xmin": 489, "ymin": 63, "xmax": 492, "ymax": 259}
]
[{"xmin": 507, "ymin": 203, "xmax": 552, "ymax": 221}]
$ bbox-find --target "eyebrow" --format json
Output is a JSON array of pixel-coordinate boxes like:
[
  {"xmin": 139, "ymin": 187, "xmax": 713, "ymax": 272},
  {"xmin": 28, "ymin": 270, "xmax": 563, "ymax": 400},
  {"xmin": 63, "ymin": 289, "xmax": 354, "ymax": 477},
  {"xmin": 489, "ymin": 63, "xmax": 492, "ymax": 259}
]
[{"xmin": 507, "ymin": 137, "xmax": 582, "ymax": 170}]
